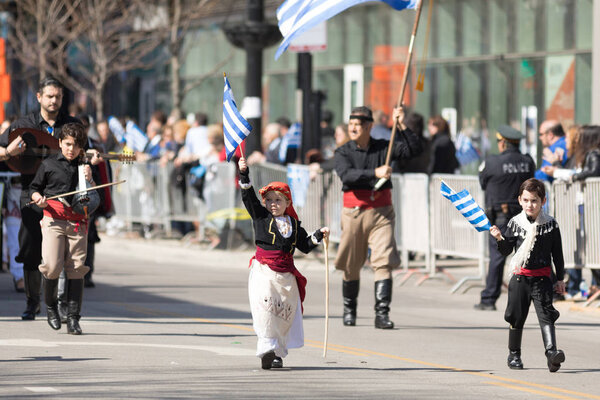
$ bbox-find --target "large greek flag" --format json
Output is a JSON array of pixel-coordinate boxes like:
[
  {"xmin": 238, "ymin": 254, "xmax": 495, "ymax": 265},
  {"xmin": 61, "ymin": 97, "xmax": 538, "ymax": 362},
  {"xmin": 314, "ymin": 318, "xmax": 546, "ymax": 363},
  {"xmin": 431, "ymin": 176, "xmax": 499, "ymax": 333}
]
[
  {"xmin": 440, "ymin": 180, "xmax": 491, "ymax": 232},
  {"xmin": 223, "ymin": 75, "xmax": 252, "ymax": 162},
  {"xmin": 275, "ymin": 0, "xmax": 419, "ymax": 59}
]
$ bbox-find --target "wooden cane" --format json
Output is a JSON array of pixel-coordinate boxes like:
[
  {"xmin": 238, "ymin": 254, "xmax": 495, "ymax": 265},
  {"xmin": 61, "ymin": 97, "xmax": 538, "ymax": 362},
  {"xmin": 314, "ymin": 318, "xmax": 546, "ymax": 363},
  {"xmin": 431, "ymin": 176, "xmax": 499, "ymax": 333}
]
[
  {"xmin": 323, "ymin": 236, "xmax": 330, "ymax": 358},
  {"xmin": 374, "ymin": 1, "xmax": 425, "ymax": 191}
]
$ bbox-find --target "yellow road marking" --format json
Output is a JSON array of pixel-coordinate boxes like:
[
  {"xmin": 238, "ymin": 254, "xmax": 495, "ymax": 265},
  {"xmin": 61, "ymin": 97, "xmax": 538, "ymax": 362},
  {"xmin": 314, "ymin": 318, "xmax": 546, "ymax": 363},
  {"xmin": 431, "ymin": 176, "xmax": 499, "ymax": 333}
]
[
  {"xmin": 485, "ymin": 381, "xmax": 587, "ymax": 400},
  {"xmin": 109, "ymin": 302, "xmax": 600, "ymax": 399}
]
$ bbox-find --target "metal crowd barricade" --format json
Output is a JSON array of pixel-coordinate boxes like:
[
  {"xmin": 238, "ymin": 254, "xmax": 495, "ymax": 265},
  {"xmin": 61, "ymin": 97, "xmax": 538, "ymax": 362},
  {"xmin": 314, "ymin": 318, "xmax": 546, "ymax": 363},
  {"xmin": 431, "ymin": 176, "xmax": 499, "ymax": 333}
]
[
  {"xmin": 109, "ymin": 158, "xmax": 600, "ymax": 305},
  {"xmin": 393, "ymin": 173, "xmax": 431, "ymax": 285},
  {"xmin": 551, "ymin": 181, "xmax": 584, "ymax": 269},
  {"xmin": 583, "ymin": 178, "xmax": 600, "ymax": 307},
  {"xmin": 110, "ymin": 161, "xmax": 172, "ymax": 233},
  {"xmin": 428, "ymin": 174, "xmax": 486, "ymax": 293}
]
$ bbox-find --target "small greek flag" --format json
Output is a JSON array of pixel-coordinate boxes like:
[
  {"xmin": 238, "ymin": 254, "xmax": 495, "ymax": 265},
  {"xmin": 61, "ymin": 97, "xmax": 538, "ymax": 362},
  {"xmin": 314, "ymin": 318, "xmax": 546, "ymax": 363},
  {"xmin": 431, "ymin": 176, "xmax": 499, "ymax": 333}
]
[
  {"xmin": 125, "ymin": 120, "xmax": 149, "ymax": 152},
  {"xmin": 223, "ymin": 75, "xmax": 252, "ymax": 162},
  {"xmin": 107, "ymin": 116, "xmax": 126, "ymax": 143},
  {"xmin": 440, "ymin": 180, "xmax": 491, "ymax": 232},
  {"xmin": 275, "ymin": 0, "xmax": 419, "ymax": 60}
]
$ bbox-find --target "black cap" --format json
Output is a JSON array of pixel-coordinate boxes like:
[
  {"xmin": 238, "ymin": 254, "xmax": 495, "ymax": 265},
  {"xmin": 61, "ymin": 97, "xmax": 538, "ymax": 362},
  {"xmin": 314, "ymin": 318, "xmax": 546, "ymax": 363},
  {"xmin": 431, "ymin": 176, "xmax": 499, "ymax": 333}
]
[
  {"xmin": 496, "ymin": 125, "xmax": 524, "ymax": 141},
  {"xmin": 349, "ymin": 106, "xmax": 374, "ymax": 122}
]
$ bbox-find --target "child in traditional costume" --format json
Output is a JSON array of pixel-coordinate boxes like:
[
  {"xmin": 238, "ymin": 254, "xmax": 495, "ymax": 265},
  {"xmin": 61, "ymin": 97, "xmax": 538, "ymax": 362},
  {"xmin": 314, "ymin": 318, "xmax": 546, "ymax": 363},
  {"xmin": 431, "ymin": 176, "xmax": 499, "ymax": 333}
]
[
  {"xmin": 489, "ymin": 178, "xmax": 566, "ymax": 372},
  {"xmin": 30, "ymin": 122, "xmax": 99, "ymax": 335},
  {"xmin": 238, "ymin": 157, "xmax": 329, "ymax": 370}
]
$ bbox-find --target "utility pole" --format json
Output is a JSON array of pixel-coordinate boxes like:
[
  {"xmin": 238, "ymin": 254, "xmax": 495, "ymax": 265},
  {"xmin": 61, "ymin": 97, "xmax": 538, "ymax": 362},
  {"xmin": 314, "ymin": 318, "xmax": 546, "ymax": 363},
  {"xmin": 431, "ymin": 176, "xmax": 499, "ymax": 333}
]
[{"xmin": 223, "ymin": 0, "xmax": 280, "ymax": 155}]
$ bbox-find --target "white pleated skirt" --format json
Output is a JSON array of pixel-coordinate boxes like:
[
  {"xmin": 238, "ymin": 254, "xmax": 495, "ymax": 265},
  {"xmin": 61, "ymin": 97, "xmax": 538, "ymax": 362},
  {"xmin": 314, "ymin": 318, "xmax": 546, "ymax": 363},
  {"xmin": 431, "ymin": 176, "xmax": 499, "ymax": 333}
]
[{"xmin": 248, "ymin": 259, "xmax": 304, "ymax": 358}]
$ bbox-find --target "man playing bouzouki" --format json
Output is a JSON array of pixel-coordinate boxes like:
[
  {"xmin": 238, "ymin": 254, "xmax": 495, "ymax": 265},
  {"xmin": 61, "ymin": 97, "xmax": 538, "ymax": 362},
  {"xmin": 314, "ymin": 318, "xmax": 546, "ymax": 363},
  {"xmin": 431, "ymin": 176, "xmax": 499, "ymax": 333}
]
[{"xmin": 0, "ymin": 77, "xmax": 100, "ymax": 322}]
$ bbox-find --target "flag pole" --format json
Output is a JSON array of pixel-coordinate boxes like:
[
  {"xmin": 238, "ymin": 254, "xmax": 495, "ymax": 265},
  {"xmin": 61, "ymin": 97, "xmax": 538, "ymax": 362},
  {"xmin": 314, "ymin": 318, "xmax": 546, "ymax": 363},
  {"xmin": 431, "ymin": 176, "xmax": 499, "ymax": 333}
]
[
  {"xmin": 322, "ymin": 236, "xmax": 330, "ymax": 358},
  {"xmin": 374, "ymin": 0, "xmax": 425, "ymax": 191}
]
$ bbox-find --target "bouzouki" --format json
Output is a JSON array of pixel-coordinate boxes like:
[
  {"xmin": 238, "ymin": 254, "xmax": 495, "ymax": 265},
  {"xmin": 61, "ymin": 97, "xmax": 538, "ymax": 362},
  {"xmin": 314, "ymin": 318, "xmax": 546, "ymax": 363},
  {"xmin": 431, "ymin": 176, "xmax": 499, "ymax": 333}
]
[{"xmin": 6, "ymin": 128, "xmax": 135, "ymax": 174}]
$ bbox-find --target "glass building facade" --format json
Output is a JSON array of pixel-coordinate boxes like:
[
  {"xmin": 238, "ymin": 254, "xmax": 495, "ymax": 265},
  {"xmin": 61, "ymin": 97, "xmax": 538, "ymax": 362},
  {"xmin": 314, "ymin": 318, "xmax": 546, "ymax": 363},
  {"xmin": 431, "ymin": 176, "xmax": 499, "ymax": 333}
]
[{"xmin": 157, "ymin": 0, "xmax": 595, "ymax": 158}]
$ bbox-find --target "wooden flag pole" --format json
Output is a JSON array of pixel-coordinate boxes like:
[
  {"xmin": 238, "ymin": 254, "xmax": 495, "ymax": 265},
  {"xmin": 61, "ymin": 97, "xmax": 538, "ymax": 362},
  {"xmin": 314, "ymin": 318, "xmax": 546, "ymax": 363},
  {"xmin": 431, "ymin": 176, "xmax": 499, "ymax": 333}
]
[
  {"xmin": 374, "ymin": 1, "xmax": 425, "ymax": 190},
  {"xmin": 322, "ymin": 237, "xmax": 330, "ymax": 358}
]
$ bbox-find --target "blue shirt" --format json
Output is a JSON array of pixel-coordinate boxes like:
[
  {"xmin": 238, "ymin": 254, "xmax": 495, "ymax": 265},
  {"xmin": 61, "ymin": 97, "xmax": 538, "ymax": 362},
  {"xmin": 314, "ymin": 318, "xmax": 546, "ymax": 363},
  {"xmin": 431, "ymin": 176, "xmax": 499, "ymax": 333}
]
[{"xmin": 534, "ymin": 136, "xmax": 567, "ymax": 182}]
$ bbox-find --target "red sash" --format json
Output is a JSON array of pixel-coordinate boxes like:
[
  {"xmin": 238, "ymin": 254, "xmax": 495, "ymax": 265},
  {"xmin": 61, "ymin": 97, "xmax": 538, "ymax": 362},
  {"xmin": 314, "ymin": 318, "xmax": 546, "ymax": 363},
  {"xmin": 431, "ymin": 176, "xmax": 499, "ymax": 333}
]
[
  {"xmin": 516, "ymin": 266, "xmax": 551, "ymax": 277},
  {"xmin": 343, "ymin": 188, "xmax": 392, "ymax": 209},
  {"xmin": 250, "ymin": 247, "xmax": 307, "ymax": 312},
  {"xmin": 43, "ymin": 200, "xmax": 88, "ymax": 233}
]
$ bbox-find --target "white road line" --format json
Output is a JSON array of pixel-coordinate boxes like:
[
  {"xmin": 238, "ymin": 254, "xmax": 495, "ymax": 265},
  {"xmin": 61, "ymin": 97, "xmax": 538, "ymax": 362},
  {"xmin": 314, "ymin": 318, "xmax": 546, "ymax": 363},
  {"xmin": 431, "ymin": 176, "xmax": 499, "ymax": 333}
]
[
  {"xmin": 0, "ymin": 338, "xmax": 255, "ymax": 356},
  {"xmin": 24, "ymin": 387, "xmax": 60, "ymax": 393}
]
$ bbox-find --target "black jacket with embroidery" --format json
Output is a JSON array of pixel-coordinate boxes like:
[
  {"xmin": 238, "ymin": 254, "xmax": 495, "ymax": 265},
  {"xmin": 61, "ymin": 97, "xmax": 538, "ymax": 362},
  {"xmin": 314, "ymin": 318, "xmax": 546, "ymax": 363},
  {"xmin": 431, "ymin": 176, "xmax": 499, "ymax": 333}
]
[
  {"xmin": 497, "ymin": 215, "xmax": 565, "ymax": 281},
  {"xmin": 240, "ymin": 170, "xmax": 321, "ymax": 254}
]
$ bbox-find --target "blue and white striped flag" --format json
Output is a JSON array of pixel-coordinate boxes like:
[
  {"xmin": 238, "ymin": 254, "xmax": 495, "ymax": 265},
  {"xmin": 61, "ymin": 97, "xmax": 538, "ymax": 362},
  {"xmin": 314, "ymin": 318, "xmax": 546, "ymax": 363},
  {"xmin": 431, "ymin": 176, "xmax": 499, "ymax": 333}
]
[
  {"xmin": 223, "ymin": 75, "xmax": 252, "ymax": 162},
  {"xmin": 275, "ymin": 0, "xmax": 419, "ymax": 60},
  {"xmin": 107, "ymin": 116, "xmax": 126, "ymax": 143},
  {"xmin": 125, "ymin": 120, "xmax": 149, "ymax": 152},
  {"xmin": 440, "ymin": 180, "xmax": 491, "ymax": 232}
]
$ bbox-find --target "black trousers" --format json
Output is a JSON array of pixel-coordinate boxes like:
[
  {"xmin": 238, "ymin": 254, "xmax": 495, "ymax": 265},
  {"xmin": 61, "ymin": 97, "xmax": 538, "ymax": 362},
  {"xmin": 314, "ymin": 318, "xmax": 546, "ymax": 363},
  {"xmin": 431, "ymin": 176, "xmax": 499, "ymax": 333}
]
[
  {"xmin": 504, "ymin": 274, "xmax": 560, "ymax": 329},
  {"xmin": 16, "ymin": 192, "xmax": 43, "ymax": 271},
  {"xmin": 480, "ymin": 214, "xmax": 510, "ymax": 305}
]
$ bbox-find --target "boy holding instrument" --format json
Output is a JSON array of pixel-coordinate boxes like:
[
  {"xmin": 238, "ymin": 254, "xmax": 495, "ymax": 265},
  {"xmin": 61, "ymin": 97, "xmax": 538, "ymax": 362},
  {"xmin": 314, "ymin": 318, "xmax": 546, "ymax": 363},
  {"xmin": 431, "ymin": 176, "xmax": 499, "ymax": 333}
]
[{"xmin": 30, "ymin": 122, "xmax": 100, "ymax": 335}]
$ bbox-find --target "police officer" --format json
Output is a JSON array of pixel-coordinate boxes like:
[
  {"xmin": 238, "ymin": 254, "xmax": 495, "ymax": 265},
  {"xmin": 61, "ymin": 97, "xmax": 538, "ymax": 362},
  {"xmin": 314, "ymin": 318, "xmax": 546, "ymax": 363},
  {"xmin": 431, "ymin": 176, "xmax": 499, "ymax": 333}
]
[{"xmin": 474, "ymin": 125, "xmax": 535, "ymax": 310}]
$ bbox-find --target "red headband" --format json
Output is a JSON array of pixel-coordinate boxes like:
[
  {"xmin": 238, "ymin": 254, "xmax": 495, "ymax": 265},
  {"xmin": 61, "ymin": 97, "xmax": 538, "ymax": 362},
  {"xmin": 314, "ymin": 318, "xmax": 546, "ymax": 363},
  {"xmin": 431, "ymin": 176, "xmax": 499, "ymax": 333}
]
[{"xmin": 259, "ymin": 181, "xmax": 299, "ymax": 220}]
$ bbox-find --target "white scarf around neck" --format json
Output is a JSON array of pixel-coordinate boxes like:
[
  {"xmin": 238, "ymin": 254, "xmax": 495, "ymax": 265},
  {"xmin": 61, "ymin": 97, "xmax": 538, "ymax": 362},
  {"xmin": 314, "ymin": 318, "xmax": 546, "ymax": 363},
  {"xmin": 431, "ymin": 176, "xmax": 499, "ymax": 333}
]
[{"xmin": 508, "ymin": 210, "xmax": 552, "ymax": 275}]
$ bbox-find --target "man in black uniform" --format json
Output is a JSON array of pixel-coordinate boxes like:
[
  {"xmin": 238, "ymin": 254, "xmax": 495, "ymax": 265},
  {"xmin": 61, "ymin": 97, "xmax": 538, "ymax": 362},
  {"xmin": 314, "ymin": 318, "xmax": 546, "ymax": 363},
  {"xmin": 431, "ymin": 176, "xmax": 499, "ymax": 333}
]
[
  {"xmin": 474, "ymin": 125, "xmax": 535, "ymax": 310},
  {"xmin": 334, "ymin": 106, "xmax": 422, "ymax": 328},
  {"xmin": 0, "ymin": 77, "xmax": 82, "ymax": 320}
]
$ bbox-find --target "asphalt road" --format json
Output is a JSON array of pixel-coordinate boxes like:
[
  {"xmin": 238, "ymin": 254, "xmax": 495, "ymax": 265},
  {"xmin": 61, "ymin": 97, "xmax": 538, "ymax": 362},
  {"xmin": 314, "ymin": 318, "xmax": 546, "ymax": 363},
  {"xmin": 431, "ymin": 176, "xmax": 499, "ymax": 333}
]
[{"xmin": 1, "ymin": 235, "xmax": 599, "ymax": 399}]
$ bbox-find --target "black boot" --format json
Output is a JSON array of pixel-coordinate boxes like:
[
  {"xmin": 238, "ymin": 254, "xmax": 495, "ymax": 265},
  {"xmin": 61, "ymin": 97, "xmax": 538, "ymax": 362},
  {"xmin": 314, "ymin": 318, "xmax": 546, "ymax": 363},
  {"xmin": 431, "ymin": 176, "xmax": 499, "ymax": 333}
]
[
  {"xmin": 43, "ymin": 278, "xmax": 61, "ymax": 330},
  {"xmin": 271, "ymin": 356, "xmax": 283, "ymax": 368},
  {"xmin": 66, "ymin": 279, "xmax": 84, "ymax": 335},
  {"xmin": 342, "ymin": 280, "xmax": 359, "ymax": 326},
  {"xmin": 507, "ymin": 327, "xmax": 523, "ymax": 369},
  {"xmin": 541, "ymin": 324, "xmax": 565, "ymax": 372},
  {"xmin": 374, "ymin": 279, "xmax": 394, "ymax": 329},
  {"xmin": 21, "ymin": 270, "xmax": 42, "ymax": 320},
  {"xmin": 261, "ymin": 351, "xmax": 276, "ymax": 370},
  {"xmin": 58, "ymin": 273, "xmax": 68, "ymax": 323}
]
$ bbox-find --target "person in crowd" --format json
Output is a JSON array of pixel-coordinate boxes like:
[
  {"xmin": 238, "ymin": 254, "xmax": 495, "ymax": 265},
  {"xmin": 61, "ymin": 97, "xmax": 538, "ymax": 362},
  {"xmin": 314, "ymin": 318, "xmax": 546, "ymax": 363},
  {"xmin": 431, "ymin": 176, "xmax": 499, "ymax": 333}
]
[
  {"xmin": 237, "ymin": 155, "xmax": 329, "ymax": 369},
  {"xmin": 318, "ymin": 123, "xmax": 349, "ymax": 172},
  {"xmin": 426, "ymin": 115, "xmax": 459, "ymax": 175},
  {"xmin": 276, "ymin": 117, "xmax": 297, "ymax": 164},
  {"xmin": 191, "ymin": 124, "xmax": 226, "ymax": 245},
  {"xmin": 246, "ymin": 122, "xmax": 282, "ymax": 165},
  {"xmin": 146, "ymin": 110, "xmax": 167, "ymax": 138},
  {"xmin": 474, "ymin": 125, "xmax": 535, "ymax": 311},
  {"xmin": 320, "ymin": 110, "xmax": 335, "ymax": 138},
  {"xmin": 0, "ymin": 77, "xmax": 84, "ymax": 321},
  {"xmin": 369, "ymin": 110, "xmax": 391, "ymax": 140},
  {"xmin": 535, "ymin": 120, "xmax": 567, "ymax": 182},
  {"xmin": 167, "ymin": 120, "xmax": 193, "ymax": 236},
  {"xmin": 319, "ymin": 110, "xmax": 336, "ymax": 159},
  {"xmin": 175, "ymin": 112, "xmax": 210, "ymax": 166},
  {"xmin": 541, "ymin": 125, "xmax": 584, "ymax": 299},
  {"xmin": 143, "ymin": 123, "xmax": 163, "ymax": 160},
  {"xmin": 96, "ymin": 119, "xmax": 121, "ymax": 153},
  {"xmin": 30, "ymin": 122, "xmax": 99, "ymax": 335},
  {"xmin": 0, "ymin": 116, "xmax": 23, "ymax": 290},
  {"xmin": 396, "ymin": 112, "xmax": 431, "ymax": 173},
  {"xmin": 334, "ymin": 106, "xmax": 422, "ymax": 329},
  {"xmin": 490, "ymin": 178, "xmax": 565, "ymax": 372},
  {"xmin": 569, "ymin": 126, "xmax": 600, "ymax": 290},
  {"xmin": 570, "ymin": 125, "xmax": 600, "ymax": 183},
  {"xmin": 541, "ymin": 125, "xmax": 581, "ymax": 182}
]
